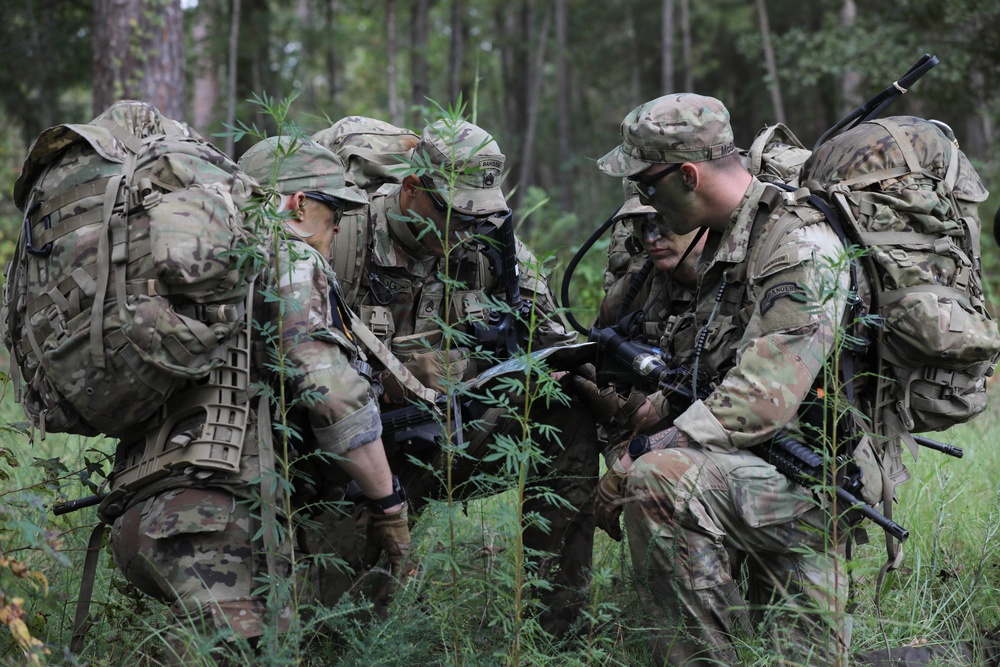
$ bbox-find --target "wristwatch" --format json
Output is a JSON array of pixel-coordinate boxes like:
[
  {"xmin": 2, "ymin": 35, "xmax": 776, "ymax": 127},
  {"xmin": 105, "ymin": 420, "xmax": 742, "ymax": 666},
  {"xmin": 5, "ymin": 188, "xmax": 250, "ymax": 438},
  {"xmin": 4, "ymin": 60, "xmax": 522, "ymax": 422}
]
[{"xmin": 627, "ymin": 434, "xmax": 651, "ymax": 460}]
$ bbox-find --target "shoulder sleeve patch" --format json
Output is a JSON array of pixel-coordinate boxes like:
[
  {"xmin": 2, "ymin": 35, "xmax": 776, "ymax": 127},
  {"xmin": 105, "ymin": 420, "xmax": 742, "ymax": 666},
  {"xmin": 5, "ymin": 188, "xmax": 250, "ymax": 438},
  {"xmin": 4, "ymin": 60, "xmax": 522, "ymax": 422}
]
[{"xmin": 759, "ymin": 281, "xmax": 807, "ymax": 316}]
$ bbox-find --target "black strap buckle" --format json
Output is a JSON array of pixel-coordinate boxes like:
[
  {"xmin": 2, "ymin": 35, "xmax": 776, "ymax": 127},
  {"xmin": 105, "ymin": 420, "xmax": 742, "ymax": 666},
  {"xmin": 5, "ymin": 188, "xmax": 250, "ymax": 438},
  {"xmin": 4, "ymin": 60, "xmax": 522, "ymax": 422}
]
[{"xmin": 24, "ymin": 200, "xmax": 53, "ymax": 256}]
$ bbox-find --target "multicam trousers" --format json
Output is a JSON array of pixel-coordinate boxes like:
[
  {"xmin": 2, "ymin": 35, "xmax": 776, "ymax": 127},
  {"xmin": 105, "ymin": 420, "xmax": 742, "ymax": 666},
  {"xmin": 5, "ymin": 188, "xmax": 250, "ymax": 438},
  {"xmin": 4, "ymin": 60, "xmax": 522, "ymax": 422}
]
[
  {"xmin": 111, "ymin": 487, "xmax": 292, "ymax": 661},
  {"xmin": 622, "ymin": 446, "xmax": 851, "ymax": 666}
]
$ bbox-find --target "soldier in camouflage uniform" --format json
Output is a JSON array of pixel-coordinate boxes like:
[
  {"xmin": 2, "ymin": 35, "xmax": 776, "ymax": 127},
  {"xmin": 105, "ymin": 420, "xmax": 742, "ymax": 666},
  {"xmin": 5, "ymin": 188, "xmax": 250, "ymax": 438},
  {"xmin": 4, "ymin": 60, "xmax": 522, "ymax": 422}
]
[
  {"xmin": 108, "ymin": 137, "xmax": 410, "ymax": 664},
  {"xmin": 594, "ymin": 94, "xmax": 861, "ymax": 665},
  {"xmin": 583, "ymin": 179, "xmax": 708, "ymax": 448},
  {"xmin": 314, "ymin": 118, "xmax": 600, "ymax": 636}
]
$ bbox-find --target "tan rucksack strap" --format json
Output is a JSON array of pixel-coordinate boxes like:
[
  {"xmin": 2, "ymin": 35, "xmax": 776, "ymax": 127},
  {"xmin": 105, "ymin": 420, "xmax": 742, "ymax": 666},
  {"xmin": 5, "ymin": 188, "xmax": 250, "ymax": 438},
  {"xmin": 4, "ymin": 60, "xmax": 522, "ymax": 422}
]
[
  {"xmin": 349, "ymin": 317, "xmax": 437, "ymax": 405},
  {"xmin": 872, "ymin": 409, "xmax": 908, "ymax": 614},
  {"xmin": 88, "ymin": 173, "xmax": 125, "ymax": 368},
  {"xmin": 256, "ymin": 395, "xmax": 279, "ymax": 581},
  {"xmin": 70, "ymin": 521, "xmax": 109, "ymax": 654}
]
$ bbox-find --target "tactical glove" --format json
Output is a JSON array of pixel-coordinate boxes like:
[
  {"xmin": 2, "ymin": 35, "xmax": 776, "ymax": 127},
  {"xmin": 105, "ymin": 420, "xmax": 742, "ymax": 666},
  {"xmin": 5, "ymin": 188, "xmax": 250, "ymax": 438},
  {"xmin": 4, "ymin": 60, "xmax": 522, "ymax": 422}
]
[
  {"xmin": 594, "ymin": 457, "xmax": 630, "ymax": 542},
  {"xmin": 561, "ymin": 364, "xmax": 648, "ymax": 427},
  {"xmin": 364, "ymin": 506, "xmax": 412, "ymax": 602}
]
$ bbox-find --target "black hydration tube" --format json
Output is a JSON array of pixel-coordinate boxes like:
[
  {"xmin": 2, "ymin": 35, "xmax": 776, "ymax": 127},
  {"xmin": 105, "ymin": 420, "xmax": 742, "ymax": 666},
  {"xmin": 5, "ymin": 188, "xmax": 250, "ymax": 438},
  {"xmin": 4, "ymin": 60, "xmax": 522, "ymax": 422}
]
[{"xmin": 560, "ymin": 212, "xmax": 618, "ymax": 335}]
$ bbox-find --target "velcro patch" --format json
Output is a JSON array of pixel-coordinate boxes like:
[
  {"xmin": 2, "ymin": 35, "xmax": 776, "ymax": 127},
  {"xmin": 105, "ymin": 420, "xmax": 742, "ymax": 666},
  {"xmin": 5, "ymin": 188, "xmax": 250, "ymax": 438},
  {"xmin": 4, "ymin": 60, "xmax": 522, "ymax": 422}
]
[{"xmin": 759, "ymin": 282, "xmax": 806, "ymax": 316}]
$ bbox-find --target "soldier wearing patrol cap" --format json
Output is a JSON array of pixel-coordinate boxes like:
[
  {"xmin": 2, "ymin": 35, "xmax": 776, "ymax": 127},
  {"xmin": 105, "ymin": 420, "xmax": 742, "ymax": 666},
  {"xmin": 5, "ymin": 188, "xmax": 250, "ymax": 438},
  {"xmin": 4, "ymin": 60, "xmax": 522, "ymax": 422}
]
[
  {"xmin": 594, "ymin": 93, "xmax": 865, "ymax": 665},
  {"xmin": 313, "ymin": 117, "xmax": 601, "ymax": 636},
  {"xmin": 109, "ymin": 137, "xmax": 409, "ymax": 665}
]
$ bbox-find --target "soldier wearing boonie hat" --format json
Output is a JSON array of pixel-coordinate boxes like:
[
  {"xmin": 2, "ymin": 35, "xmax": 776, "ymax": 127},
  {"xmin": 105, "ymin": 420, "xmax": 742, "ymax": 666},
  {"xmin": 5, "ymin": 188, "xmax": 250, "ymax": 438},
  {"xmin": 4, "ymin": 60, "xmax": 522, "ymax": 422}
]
[{"xmin": 594, "ymin": 94, "xmax": 861, "ymax": 666}]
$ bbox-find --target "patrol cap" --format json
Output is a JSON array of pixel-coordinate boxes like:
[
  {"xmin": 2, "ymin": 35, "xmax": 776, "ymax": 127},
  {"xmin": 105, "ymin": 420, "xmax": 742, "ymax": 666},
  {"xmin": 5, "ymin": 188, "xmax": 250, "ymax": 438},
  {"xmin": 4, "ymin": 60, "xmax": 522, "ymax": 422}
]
[
  {"xmin": 598, "ymin": 93, "xmax": 737, "ymax": 177},
  {"xmin": 238, "ymin": 136, "xmax": 367, "ymax": 208},
  {"xmin": 613, "ymin": 178, "xmax": 658, "ymax": 224},
  {"xmin": 415, "ymin": 120, "xmax": 508, "ymax": 216}
]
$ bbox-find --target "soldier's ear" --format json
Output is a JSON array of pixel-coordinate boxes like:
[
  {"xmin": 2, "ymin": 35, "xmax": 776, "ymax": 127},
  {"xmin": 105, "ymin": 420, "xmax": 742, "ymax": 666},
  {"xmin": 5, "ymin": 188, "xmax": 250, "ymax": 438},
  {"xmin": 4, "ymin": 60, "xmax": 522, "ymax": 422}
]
[
  {"xmin": 288, "ymin": 191, "xmax": 308, "ymax": 219},
  {"xmin": 401, "ymin": 175, "xmax": 421, "ymax": 196}
]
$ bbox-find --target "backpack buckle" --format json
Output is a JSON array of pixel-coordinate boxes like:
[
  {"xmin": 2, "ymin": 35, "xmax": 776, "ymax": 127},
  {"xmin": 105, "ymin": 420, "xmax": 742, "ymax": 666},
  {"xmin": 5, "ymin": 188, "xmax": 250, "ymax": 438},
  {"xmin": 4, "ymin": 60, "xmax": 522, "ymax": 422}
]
[{"xmin": 24, "ymin": 201, "xmax": 52, "ymax": 257}]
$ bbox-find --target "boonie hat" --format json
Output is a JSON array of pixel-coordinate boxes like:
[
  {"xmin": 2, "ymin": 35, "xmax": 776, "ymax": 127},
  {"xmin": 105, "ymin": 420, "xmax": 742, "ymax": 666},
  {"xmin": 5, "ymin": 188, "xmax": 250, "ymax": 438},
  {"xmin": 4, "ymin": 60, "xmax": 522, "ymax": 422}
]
[
  {"xmin": 238, "ymin": 136, "xmax": 367, "ymax": 208},
  {"xmin": 416, "ymin": 120, "xmax": 508, "ymax": 216},
  {"xmin": 598, "ymin": 93, "xmax": 737, "ymax": 177}
]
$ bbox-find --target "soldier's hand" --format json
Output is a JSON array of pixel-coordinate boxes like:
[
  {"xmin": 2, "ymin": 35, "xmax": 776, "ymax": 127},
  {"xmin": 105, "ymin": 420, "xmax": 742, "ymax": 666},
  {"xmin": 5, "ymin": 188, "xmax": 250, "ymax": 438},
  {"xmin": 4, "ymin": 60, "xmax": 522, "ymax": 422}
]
[
  {"xmin": 364, "ymin": 506, "xmax": 412, "ymax": 602},
  {"xmin": 560, "ymin": 365, "xmax": 648, "ymax": 428},
  {"xmin": 594, "ymin": 457, "xmax": 630, "ymax": 542}
]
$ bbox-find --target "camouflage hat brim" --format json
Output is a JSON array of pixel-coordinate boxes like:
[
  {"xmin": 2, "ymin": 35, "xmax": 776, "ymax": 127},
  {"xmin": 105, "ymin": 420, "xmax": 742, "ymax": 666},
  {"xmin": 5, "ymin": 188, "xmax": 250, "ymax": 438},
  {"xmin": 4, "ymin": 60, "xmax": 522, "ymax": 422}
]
[
  {"xmin": 428, "ymin": 174, "xmax": 507, "ymax": 216},
  {"xmin": 598, "ymin": 145, "xmax": 653, "ymax": 178},
  {"xmin": 325, "ymin": 184, "xmax": 367, "ymax": 209},
  {"xmin": 612, "ymin": 194, "xmax": 657, "ymax": 223}
]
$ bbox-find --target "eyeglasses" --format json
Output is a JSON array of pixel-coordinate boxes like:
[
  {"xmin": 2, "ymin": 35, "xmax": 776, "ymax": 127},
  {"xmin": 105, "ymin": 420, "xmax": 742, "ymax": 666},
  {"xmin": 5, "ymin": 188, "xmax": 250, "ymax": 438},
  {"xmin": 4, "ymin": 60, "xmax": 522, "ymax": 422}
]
[
  {"xmin": 628, "ymin": 163, "xmax": 682, "ymax": 199},
  {"xmin": 630, "ymin": 213, "xmax": 671, "ymax": 243},
  {"xmin": 418, "ymin": 174, "xmax": 497, "ymax": 227},
  {"xmin": 304, "ymin": 191, "xmax": 344, "ymax": 225}
]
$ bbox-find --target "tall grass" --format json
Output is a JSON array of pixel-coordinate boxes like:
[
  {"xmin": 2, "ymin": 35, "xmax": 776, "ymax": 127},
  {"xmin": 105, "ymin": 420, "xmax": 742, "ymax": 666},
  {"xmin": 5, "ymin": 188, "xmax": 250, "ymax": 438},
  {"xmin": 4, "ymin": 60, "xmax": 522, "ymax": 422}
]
[{"xmin": 2, "ymin": 372, "xmax": 997, "ymax": 665}]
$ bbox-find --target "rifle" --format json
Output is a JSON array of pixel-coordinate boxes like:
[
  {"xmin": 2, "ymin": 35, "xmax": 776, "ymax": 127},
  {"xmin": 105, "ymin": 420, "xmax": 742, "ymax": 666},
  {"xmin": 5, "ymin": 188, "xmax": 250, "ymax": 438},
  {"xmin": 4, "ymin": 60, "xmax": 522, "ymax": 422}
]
[
  {"xmin": 52, "ymin": 492, "xmax": 109, "ymax": 516},
  {"xmin": 588, "ymin": 325, "xmax": 962, "ymax": 542},
  {"xmin": 757, "ymin": 434, "xmax": 909, "ymax": 541},
  {"xmin": 379, "ymin": 392, "xmax": 463, "ymax": 456},
  {"xmin": 468, "ymin": 210, "xmax": 533, "ymax": 358}
]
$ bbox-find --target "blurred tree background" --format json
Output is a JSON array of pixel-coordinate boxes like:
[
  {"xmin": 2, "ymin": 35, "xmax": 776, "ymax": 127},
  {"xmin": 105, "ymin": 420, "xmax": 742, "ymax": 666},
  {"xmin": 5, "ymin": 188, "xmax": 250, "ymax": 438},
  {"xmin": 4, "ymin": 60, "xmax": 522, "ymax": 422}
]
[{"xmin": 1, "ymin": 0, "xmax": 999, "ymax": 316}]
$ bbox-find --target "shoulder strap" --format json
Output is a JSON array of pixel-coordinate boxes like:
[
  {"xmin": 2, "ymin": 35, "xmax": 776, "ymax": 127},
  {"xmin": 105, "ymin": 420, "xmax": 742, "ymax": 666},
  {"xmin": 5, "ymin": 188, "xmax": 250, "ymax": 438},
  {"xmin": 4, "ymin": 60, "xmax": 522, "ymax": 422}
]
[{"xmin": 70, "ymin": 522, "xmax": 109, "ymax": 653}]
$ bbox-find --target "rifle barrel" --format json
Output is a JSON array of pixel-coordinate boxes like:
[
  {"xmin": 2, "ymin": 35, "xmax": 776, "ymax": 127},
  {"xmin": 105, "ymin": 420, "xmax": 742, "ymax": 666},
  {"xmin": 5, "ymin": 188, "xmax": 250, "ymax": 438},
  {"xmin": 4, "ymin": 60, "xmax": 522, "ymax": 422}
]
[
  {"xmin": 52, "ymin": 493, "xmax": 108, "ymax": 516},
  {"xmin": 835, "ymin": 487, "xmax": 909, "ymax": 541},
  {"xmin": 913, "ymin": 435, "xmax": 964, "ymax": 458}
]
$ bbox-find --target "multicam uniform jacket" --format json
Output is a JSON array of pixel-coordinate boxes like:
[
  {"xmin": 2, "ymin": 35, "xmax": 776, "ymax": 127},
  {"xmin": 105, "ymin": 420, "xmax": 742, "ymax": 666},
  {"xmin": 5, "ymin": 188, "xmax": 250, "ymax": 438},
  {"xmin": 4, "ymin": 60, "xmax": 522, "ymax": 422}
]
[
  {"xmin": 261, "ymin": 236, "xmax": 382, "ymax": 454},
  {"xmin": 346, "ymin": 187, "xmax": 577, "ymax": 390},
  {"xmin": 664, "ymin": 178, "xmax": 860, "ymax": 456}
]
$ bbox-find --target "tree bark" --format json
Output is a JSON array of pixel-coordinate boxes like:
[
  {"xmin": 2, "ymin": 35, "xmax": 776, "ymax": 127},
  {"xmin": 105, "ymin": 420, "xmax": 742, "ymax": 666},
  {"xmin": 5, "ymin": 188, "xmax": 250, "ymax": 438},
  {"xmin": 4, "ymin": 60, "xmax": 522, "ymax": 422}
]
[
  {"xmin": 661, "ymin": 0, "xmax": 674, "ymax": 94},
  {"xmin": 410, "ymin": 0, "xmax": 431, "ymax": 124},
  {"xmin": 839, "ymin": 0, "xmax": 862, "ymax": 116},
  {"xmin": 680, "ymin": 0, "xmax": 692, "ymax": 91},
  {"xmin": 191, "ymin": 1, "xmax": 219, "ymax": 136},
  {"xmin": 225, "ymin": 0, "xmax": 241, "ymax": 158},
  {"xmin": 92, "ymin": 0, "xmax": 186, "ymax": 120},
  {"xmin": 448, "ymin": 0, "xmax": 466, "ymax": 105},
  {"xmin": 514, "ymin": 0, "xmax": 552, "ymax": 220},
  {"xmin": 754, "ymin": 0, "xmax": 785, "ymax": 123},
  {"xmin": 556, "ymin": 0, "xmax": 572, "ymax": 211},
  {"xmin": 326, "ymin": 0, "xmax": 343, "ymax": 108},
  {"xmin": 386, "ymin": 0, "xmax": 402, "ymax": 125}
]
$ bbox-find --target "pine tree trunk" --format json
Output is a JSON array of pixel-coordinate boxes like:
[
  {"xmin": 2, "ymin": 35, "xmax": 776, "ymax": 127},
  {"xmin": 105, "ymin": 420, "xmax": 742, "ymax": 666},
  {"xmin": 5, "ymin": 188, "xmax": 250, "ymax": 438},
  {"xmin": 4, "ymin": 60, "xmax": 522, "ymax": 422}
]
[
  {"xmin": 755, "ymin": 0, "xmax": 785, "ymax": 123},
  {"xmin": 386, "ymin": 0, "xmax": 402, "ymax": 126},
  {"xmin": 91, "ymin": 0, "xmax": 186, "ymax": 120},
  {"xmin": 556, "ymin": 0, "xmax": 572, "ymax": 211},
  {"xmin": 661, "ymin": 0, "xmax": 674, "ymax": 94},
  {"xmin": 410, "ymin": 0, "xmax": 430, "ymax": 126}
]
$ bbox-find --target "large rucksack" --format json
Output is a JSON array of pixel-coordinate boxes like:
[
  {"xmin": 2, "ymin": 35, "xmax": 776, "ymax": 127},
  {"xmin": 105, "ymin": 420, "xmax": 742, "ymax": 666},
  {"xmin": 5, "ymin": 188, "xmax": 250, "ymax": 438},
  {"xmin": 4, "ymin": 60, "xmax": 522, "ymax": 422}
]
[
  {"xmin": 312, "ymin": 117, "xmax": 418, "ymax": 304},
  {"xmin": 803, "ymin": 116, "xmax": 998, "ymax": 437},
  {"xmin": 2, "ymin": 100, "xmax": 259, "ymax": 440}
]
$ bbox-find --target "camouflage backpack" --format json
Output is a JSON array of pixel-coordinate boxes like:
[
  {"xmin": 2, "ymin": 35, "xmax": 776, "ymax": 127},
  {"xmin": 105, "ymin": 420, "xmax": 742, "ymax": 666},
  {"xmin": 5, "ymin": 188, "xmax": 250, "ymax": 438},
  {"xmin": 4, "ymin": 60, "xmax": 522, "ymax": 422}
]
[
  {"xmin": 803, "ymin": 116, "xmax": 999, "ymax": 438},
  {"xmin": 743, "ymin": 122, "xmax": 812, "ymax": 187},
  {"xmin": 2, "ymin": 101, "xmax": 259, "ymax": 439},
  {"xmin": 312, "ymin": 117, "xmax": 419, "ymax": 304}
]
